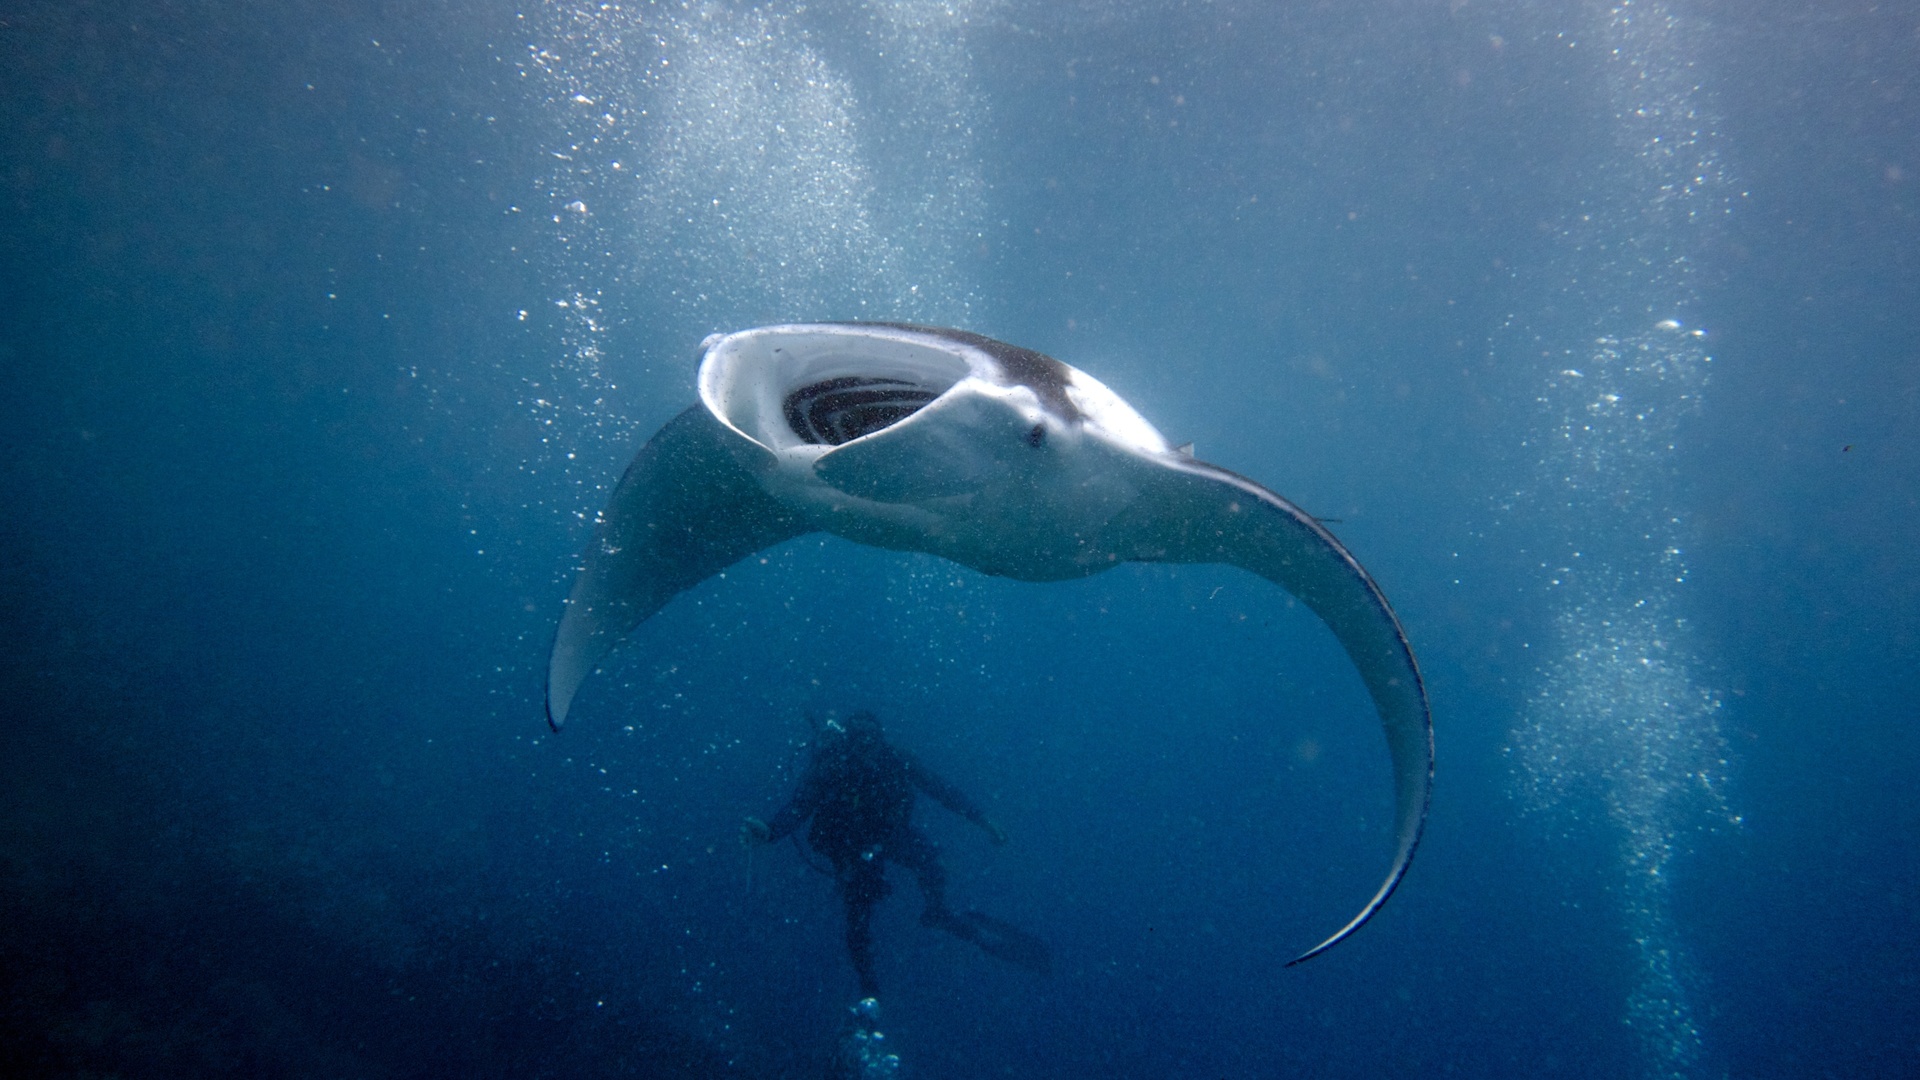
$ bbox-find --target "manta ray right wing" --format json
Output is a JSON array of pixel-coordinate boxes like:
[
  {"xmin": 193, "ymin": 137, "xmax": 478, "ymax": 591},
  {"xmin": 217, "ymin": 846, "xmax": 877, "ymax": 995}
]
[
  {"xmin": 545, "ymin": 405, "xmax": 812, "ymax": 731},
  {"xmin": 1110, "ymin": 455, "xmax": 1435, "ymax": 966}
]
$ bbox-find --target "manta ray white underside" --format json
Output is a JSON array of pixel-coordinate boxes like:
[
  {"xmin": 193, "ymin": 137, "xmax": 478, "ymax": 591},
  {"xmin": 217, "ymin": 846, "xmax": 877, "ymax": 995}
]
[{"xmin": 545, "ymin": 323, "xmax": 1433, "ymax": 966}]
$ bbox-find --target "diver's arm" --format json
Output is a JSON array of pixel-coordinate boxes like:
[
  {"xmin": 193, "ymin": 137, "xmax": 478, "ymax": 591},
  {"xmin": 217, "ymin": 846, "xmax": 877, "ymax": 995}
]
[
  {"xmin": 902, "ymin": 751, "xmax": 1007, "ymax": 843},
  {"xmin": 761, "ymin": 767, "xmax": 822, "ymax": 841}
]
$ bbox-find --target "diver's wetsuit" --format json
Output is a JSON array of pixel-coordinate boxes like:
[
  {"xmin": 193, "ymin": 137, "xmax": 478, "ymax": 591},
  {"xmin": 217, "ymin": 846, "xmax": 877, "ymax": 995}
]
[{"xmin": 762, "ymin": 717, "xmax": 992, "ymax": 997}]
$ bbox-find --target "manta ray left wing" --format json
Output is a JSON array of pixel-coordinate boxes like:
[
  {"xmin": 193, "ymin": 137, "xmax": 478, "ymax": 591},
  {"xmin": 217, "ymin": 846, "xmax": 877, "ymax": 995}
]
[
  {"xmin": 1108, "ymin": 455, "xmax": 1434, "ymax": 966},
  {"xmin": 545, "ymin": 405, "xmax": 812, "ymax": 730}
]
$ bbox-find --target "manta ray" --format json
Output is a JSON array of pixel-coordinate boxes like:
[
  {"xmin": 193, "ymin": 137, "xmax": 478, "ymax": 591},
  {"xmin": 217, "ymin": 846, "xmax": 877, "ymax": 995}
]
[{"xmin": 545, "ymin": 323, "xmax": 1432, "ymax": 965}]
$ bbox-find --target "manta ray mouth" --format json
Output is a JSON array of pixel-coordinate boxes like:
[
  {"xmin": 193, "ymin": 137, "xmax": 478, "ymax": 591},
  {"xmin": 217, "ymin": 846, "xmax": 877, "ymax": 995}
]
[
  {"xmin": 698, "ymin": 326, "xmax": 976, "ymax": 456},
  {"xmin": 783, "ymin": 376, "xmax": 942, "ymax": 446}
]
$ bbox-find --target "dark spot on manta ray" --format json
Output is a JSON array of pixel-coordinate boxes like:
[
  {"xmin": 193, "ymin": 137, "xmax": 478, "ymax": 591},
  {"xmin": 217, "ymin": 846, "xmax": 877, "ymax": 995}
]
[
  {"xmin": 1026, "ymin": 424, "xmax": 1046, "ymax": 448},
  {"xmin": 861, "ymin": 321, "xmax": 1083, "ymax": 422}
]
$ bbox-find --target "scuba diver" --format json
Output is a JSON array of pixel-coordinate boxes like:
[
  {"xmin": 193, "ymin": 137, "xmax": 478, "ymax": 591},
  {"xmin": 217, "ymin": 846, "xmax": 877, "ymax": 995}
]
[{"xmin": 743, "ymin": 710, "xmax": 1051, "ymax": 998}]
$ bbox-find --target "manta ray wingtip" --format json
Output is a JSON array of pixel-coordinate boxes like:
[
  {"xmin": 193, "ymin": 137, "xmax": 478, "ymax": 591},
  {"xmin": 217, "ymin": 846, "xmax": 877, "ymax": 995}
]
[
  {"xmin": 1283, "ymin": 924, "xmax": 1360, "ymax": 967},
  {"xmin": 1283, "ymin": 944, "xmax": 1327, "ymax": 968}
]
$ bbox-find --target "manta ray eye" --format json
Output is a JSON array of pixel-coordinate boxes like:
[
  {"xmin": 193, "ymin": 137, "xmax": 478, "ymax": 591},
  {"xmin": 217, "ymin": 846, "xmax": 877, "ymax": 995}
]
[{"xmin": 784, "ymin": 376, "xmax": 941, "ymax": 446}]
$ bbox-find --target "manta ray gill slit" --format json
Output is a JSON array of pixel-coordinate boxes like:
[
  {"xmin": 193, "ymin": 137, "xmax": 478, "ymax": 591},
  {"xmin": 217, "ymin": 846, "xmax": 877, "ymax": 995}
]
[{"xmin": 783, "ymin": 376, "xmax": 941, "ymax": 445}]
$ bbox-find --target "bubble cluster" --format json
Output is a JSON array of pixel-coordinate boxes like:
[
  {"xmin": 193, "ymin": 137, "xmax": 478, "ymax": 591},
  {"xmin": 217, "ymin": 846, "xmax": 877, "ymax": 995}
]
[
  {"xmin": 523, "ymin": 0, "xmax": 990, "ymax": 471},
  {"xmin": 633, "ymin": 6, "xmax": 912, "ymax": 321},
  {"xmin": 1510, "ymin": 3, "xmax": 1738, "ymax": 1076}
]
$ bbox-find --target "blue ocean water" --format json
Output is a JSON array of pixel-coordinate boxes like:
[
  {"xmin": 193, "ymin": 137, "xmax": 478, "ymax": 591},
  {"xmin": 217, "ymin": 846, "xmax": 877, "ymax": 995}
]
[{"xmin": 1, "ymin": 1, "xmax": 1914, "ymax": 1076}]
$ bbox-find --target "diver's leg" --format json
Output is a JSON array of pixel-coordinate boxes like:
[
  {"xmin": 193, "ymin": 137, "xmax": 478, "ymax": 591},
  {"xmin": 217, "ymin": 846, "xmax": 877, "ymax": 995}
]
[
  {"xmin": 840, "ymin": 862, "xmax": 884, "ymax": 997},
  {"xmin": 894, "ymin": 828, "xmax": 972, "ymax": 937}
]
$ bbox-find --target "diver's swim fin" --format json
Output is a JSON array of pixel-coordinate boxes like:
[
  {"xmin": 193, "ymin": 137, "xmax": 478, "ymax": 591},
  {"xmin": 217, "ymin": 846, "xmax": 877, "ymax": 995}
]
[{"xmin": 959, "ymin": 910, "xmax": 1052, "ymax": 977}]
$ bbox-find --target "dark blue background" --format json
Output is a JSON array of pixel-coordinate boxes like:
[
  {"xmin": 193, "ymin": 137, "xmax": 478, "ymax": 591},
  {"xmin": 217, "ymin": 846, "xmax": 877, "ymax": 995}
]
[{"xmin": 2, "ymin": 1, "xmax": 1914, "ymax": 1076}]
